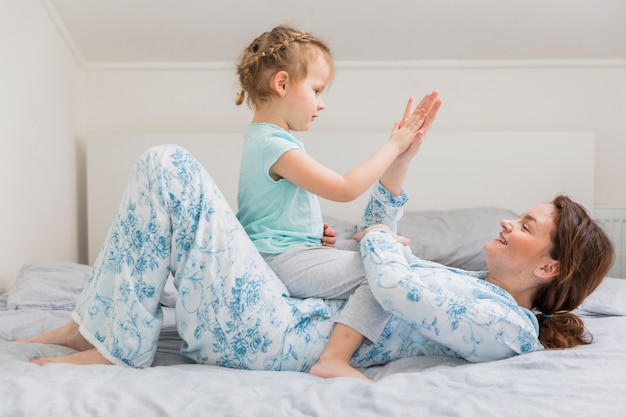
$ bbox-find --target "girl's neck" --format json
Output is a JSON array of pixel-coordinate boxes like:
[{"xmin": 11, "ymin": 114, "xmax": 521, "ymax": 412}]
[{"xmin": 252, "ymin": 108, "xmax": 288, "ymax": 131}]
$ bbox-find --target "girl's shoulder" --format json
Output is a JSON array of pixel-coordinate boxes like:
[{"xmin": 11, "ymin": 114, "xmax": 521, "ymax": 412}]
[{"xmin": 246, "ymin": 123, "xmax": 303, "ymax": 149}]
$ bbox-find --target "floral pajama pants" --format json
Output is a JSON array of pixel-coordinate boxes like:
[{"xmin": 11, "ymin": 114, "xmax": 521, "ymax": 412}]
[{"xmin": 73, "ymin": 145, "xmax": 538, "ymax": 370}]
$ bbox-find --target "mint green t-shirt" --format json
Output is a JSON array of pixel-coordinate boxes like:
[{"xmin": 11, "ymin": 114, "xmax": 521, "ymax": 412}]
[{"xmin": 236, "ymin": 123, "xmax": 324, "ymax": 254}]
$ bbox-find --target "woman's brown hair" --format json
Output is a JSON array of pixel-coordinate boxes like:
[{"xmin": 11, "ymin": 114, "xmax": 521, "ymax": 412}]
[
  {"xmin": 534, "ymin": 194, "xmax": 615, "ymax": 348},
  {"xmin": 235, "ymin": 25, "xmax": 334, "ymax": 109}
]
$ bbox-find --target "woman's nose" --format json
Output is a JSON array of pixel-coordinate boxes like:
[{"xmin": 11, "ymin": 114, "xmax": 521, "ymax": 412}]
[{"xmin": 500, "ymin": 219, "xmax": 513, "ymax": 231}]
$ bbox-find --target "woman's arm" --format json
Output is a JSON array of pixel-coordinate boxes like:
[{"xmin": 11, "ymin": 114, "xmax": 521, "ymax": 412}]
[{"xmin": 379, "ymin": 92, "xmax": 442, "ymax": 196}]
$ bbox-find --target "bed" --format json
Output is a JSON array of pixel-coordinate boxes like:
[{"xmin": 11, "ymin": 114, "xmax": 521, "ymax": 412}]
[{"xmin": 1, "ymin": 131, "xmax": 625, "ymax": 417}]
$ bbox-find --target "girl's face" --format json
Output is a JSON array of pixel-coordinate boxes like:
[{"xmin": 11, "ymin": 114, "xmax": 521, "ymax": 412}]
[
  {"xmin": 283, "ymin": 53, "xmax": 331, "ymax": 131},
  {"xmin": 483, "ymin": 203, "xmax": 558, "ymax": 285}
]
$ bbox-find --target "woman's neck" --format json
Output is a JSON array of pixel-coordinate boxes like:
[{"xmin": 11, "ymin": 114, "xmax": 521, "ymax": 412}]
[{"xmin": 485, "ymin": 274, "xmax": 535, "ymax": 310}]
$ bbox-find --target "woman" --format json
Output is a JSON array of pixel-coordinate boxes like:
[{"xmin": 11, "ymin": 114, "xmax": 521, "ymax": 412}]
[{"xmin": 24, "ymin": 145, "xmax": 614, "ymax": 376}]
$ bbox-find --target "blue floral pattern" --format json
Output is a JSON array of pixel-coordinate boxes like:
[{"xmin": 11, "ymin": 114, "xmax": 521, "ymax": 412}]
[
  {"xmin": 357, "ymin": 230, "xmax": 542, "ymax": 363},
  {"xmin": 73, "ymin": 145, "xmax": 542, "ymax": 371},
  {"xmin": 357, "ymin": 182, "xmax": 408, "ymax": 233}
]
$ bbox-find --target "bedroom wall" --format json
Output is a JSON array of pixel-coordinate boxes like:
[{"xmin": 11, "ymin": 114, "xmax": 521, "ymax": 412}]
[
  {"xmin": 81, "ymin": 63, "xmax": 626, "ymax": 208},
  {"xmin": 1, "ymin": 0, "xmax": 625, "ymax": 292},
  {"xmin": 0, "ymin": 0, "xmax": 83, "ymax": 292}
]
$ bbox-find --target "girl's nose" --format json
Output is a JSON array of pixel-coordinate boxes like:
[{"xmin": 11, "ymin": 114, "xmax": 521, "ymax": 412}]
[{"xmin": 500, "ymin": 219, "xmax": 513, "ymax": 231}]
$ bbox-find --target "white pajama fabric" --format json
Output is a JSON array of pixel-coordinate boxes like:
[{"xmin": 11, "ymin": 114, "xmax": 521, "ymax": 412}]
[
  {"xmin": 358, "ymin": 230, "xmax": 543, "ymax": 363},
  {"xmin": 73, "ymin": 145, "xmax": 542, "ymax": 371}
]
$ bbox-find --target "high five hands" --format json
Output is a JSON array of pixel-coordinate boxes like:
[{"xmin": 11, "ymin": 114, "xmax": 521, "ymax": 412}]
[{"xmin": 392, "ymin": 91, "xmax": 442, "ymax": 158}]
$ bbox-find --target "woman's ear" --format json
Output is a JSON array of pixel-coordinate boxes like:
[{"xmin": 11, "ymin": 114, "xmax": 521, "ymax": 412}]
[
  {"xmin": 270, "ymin": 70, "xmax": 289, "ymax": 96},
  {"xmin": 534, "ymin": 261, "xmax": 560, "ymax": 279}
]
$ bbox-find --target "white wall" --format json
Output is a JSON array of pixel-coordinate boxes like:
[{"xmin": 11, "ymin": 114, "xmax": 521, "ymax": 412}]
[
  {"xmin": 2, "ymin": 0, "xmax": 625, "ymax": 292},
  {"xmin": 82, "ymin": 63, "xmax": 626, "ymax": 208},
  {"xmin": 0, "ymin": 0, "xmax": 83, "ymax": 292}
]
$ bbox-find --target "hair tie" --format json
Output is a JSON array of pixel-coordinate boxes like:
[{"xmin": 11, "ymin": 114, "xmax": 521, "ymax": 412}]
[{"xmin": 541, "ymin": 313, "xmax": 554, "ymax": 319}]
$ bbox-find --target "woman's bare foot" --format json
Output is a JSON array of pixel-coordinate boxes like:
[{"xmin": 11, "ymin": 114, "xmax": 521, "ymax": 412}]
[
  {"xmin": 17, "ymin": 320, "xmax": 93, "ymax": 351},
  {"xmin": 30, "ymin": 348, "xmax": 112, "ymax": 366},
  {"xmin": 309, "ymin": 358, "xmax": 372, "ymax": 382}
]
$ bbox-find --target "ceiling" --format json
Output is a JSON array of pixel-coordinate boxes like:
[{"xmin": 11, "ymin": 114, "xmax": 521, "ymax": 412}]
[{"xmin": 44, "ymin": 0, "xmax": 626, "ymax": 66}]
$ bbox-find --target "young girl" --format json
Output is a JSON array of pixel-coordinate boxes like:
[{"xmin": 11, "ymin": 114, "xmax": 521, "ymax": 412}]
[{"xmin": 234, "ymin": 25, "xmax": 442, "ymax": 380}]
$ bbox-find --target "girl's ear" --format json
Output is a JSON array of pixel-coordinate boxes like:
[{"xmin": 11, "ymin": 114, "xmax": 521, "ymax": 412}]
[{"xmin": 271, "ymin": 70, "xmax": 289, "ymax": 96}]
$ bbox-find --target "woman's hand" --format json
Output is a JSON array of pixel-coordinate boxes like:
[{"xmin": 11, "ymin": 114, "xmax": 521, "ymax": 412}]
[
  {"xmin": 322, "ymin": 223, "xmax": 337, "ymax": 247},
  {"xmin": 352, "ymin": 224, "xmax": 410, "ymax": 246}
]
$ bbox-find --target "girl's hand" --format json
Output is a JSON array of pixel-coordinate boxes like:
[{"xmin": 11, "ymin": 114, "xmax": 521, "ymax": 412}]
[
  {"xmin": 322, "ymin": 223, "xmax": 337, "ymax": 247},
  {"xmin": 352, "ymin": 224, "xmax": 410, "ymax": 246},
  {"xmin": 396, "ymin": 91, "xmax": 442, "ymax": 159},
  {"xmin": 387, "ymin": 101, "xmax": 427, "ymax": 154}
]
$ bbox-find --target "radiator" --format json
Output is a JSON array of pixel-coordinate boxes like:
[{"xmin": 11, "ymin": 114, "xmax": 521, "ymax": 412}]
[{"xmin": 595, "ymin": 208, "xmax": 626, "ymax": 279}]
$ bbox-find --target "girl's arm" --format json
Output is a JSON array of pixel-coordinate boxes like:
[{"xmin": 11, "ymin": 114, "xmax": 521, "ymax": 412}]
[
  {"xmin": 271, "ymin": 141, "xmax": 409, "ymax": 202},
  {"xmin": 270, "ymin": 95, "xmax": 433, "ymax": 202},
  {"xmin": 358, "ymin": 229, "xmax": 542, "ymax": 362}
]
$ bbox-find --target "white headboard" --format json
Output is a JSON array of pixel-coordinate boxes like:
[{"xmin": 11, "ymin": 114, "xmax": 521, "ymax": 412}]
[{"xmin": 87, "ymin": 131, "xmax": 595, "ymax": 264}]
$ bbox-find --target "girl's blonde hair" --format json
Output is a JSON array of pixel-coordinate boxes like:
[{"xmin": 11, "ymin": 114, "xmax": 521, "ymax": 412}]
[{"xmin": 235, "ymin": 25, "xmax": 334, "ymax": 109}]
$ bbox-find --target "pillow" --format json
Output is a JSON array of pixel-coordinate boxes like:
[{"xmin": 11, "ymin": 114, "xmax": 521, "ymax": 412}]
[
  {"xmin": 7, "ymin": 261, "xmax": 179, "ymax": 310},
  {"xmin": 396, "ymin": 207, "xmax": 518, "ymax": 271},
  {"xmin": 7, "ymin": 261, "xmax": 92, "ymax": 310},
  {"xmin": 576, "ymin": 277, "xmax": 626, "ymax": 316}
]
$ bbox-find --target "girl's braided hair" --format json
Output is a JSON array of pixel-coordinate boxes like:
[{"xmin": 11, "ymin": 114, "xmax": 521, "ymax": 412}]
[{"xmin": 235, "ymin": 25, "xmax": 334, "ymax": 109}]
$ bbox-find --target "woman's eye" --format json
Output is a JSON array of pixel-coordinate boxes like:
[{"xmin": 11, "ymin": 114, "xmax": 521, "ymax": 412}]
[{"xmin": 522, "ymin": 224, "xmax": 529, "ymax": 232}]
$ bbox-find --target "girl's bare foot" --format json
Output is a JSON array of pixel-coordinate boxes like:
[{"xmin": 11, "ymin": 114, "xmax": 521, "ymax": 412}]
[
  {"xmin": 309, "ymin": 358, "xmax": 372, "ymax": 382},
  {"xmin": 30, "ymin": 348, "xmax": 112, "ymax": 366},
  {"xmin": 17, "ymin": 320, "xmax": 93, "ymax": 351}
]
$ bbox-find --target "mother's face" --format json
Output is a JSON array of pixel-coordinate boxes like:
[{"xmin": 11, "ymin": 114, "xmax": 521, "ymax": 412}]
[{"xmin": 483, "ymin": 203, "xmax": 558, "ymax": 278}]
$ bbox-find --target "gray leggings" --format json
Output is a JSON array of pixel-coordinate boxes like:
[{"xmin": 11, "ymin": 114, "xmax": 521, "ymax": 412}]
[{"xmin": 263, "ymin": 240, "xmax": 390, "ymax": 343}]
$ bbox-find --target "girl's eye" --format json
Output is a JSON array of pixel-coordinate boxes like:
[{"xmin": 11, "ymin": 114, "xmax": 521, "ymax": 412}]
[{"xmin": 522, "ymin": 224, "xmax": 529, "ymax": 232}]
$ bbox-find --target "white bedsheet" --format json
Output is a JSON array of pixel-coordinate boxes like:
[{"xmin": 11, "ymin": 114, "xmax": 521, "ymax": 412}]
[{"xmin": 1, "ymin": 302, "xmax": 625, "ymax": 417}]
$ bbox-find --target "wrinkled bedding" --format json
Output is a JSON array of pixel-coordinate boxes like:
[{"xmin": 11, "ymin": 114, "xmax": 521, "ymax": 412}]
[{"xmin": 1, "ymin": 261, "xmax": 626, "ymax": 417}]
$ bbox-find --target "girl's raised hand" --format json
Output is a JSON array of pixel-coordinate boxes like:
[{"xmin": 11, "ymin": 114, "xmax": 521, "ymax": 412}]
[
  {"xmin": 397, "ymin": 91, "xmax": 442, "ymax": 158},
  {"xmin": 387, "ymin": 100, "xmax": 428, "ymax": 154}
]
